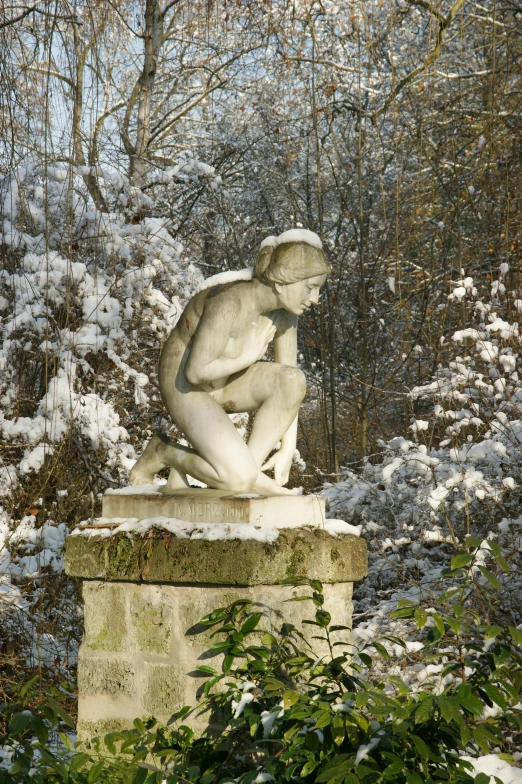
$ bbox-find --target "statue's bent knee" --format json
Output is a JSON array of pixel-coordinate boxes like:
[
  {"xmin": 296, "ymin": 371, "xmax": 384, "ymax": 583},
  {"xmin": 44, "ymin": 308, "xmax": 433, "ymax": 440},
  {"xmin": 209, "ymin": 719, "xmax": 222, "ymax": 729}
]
[{"xmin": 277, "ymin": 366, "xmax": 307, "ymax": 402}]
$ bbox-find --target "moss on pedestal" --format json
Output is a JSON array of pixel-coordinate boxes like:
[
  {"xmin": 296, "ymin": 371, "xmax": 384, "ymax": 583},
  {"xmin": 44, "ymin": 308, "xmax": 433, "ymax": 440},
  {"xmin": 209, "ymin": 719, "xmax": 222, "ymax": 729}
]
[{"xmin": 65, "ymin": 528, "xmax": 367, "ymax": 585}]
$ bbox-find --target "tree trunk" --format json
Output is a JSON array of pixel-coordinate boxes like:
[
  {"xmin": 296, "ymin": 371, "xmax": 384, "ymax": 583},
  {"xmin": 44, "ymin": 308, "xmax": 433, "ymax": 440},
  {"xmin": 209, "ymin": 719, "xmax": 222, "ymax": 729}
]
[{"xmin": 129, "ymin": 0, "xmax": 164, "ymax": 189}]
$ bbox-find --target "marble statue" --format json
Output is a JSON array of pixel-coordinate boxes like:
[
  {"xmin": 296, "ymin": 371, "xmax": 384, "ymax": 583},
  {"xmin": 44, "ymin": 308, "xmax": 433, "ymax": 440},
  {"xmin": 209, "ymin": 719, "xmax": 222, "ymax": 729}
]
[{"xmin": 129, "ymin": 229, "xmax": 330, "ymax": 495}]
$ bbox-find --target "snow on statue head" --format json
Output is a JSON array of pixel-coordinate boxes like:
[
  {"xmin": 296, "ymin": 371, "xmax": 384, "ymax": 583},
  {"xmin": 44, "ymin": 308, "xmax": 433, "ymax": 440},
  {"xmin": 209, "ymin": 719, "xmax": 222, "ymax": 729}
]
[{"xmin": 254, "ymin": 229, "xmax": 331, "ymax": 285}]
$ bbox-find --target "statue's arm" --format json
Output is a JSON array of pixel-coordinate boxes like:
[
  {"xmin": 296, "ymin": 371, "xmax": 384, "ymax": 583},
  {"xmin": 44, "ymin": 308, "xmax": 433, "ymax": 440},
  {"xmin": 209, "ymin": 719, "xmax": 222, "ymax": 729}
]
[
  {"xmin": 272, "ymin": 312, "xmax": 299, "ymax": 459},
  {"xmin": 184, "ymin": 297, "xmax": 244, "ymax": 385},
  {"xmin": 273, "ymin": 312, "xmax": 298, "ymax": 367}
]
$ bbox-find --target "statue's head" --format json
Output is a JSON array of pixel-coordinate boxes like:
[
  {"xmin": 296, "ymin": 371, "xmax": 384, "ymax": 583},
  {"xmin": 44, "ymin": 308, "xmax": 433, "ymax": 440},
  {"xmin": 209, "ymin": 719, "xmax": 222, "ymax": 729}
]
[{"xmin": 254, "ymin": 229, "xmax": 330, "ymax": 315}]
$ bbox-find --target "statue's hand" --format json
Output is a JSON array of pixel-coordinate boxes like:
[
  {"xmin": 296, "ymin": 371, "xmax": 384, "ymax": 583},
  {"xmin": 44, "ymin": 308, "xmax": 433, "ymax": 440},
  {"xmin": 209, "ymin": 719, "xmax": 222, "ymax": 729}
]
[
  {"xmin": 243, "ymin": 319, "xmax": 277, "ymax": 364},
  {"xmin": 261, "ymin": 447, "xmax": 293, "ymax": 486}
]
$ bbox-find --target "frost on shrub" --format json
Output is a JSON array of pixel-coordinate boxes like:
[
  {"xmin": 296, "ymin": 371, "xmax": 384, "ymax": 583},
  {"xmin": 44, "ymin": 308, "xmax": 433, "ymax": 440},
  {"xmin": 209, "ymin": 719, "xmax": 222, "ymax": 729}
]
[
  {"xmin": 322, "ymin": 263, "xmax": 522, "ymax": 657},
  {"xmin": 0, "ymin": 162, "xmax": 205, "ymax": 670}
]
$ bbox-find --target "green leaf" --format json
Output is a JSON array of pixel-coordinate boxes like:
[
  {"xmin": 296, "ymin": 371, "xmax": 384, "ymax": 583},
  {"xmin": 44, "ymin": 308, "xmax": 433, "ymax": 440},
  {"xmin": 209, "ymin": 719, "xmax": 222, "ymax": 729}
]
[
  {"xmin": 8, "ymin": 712, "xmax": 32, "ymax": 735},
  {"xmin": 446, "ymin": 618, "xmax": 462, "ymax": 635},
  {"xmin": 262, "ymin": 633, "xmax": 278, "ymax": 646},
  {"xmin": 20, "ymin": 674, "xmax": 39, "ymax": 698},
  {"xmin": 432, "ymin": 613, "xmax": 445, "ymax": 636},
  {"xmin": 509, "ymin": 626, "xmax": 522, "ymax": 645},
  {"xmin": 414, "ymin": 608, "xmax": 428, "ymax": 629},
  {"xmin": 390, "ymin": 607, "xmax": 416, "ymax": 619},
  {"xmin": 241, "ymin": 612, "xmax": 263, "ymax": 634},
  {"xmin": 438, "ymin": 698, "xmax": 454, "ymax": 723},
  {"xmin": 355, "ymin": 691, "xmax": 369, "ymax": 708},
  {"xmin": 460, "ymin": 722, "xmax": 471, "ymax": 745},
  {"xmin": 451, "ymin": 552, "xmax": 474, "ymax": 569},
  {"xmin": 405, "ymin": 772, "xmax": 424, "ymax": 784},
  {"xmin": 457, "ymin": 685, "xmax": 483, "ymax": 716},
  {"xmin": 315, "ymin": 755, "xmax": 352, "ymax": 782},
  {"xmin": 104, "ymin": 733, "xmax": 117, "ymax": 755},
  {"xmin": 284, "ymin": 724, "xmax": 301, "ymax": 742},
  {"xmin": 487, "ymin": 541, "xmax": 510, "ymax": 571},
  {"xmin": 359, "ymin": 652, "xmax": 373, "ymax": 668},
  {"xmin": 133, "ymin": 717, "xmax": 146, "ymax": 733},
  {"xmin": 480, "ymin": 624, "xmax": 503, "ymax": 640},
  {"xmin": 477, "ymin": 566, "xmax": 501, "ymax": 591},
  {"xmin": 372, "ymin": 642, "xmax": 390, "ymax": 661},
  {"xmin": 284, "ymin": 690, "xmax": 300, "ymax": 708},
  {"xmin": 196, "ymin": 665, "xmax": 218, "ymax": 675},
  {"xmin": 87, "ymin": 761, "xmax": 105, "ymax": 783},
  {"xmin": 316, "ymin": 609, "xmax": 331, "ymax": 628},
  {"xmin": 410, "ymin": 734, "xmax": 430, "ymax": 758},
  {"xmin": 133, "ymin": 767, "xmax": 148, "ymax": 784},
  {"xmin": 208, "ymin": 640, "xmax": 232, "ymax": 653},
  {"xmin": 300, "ymin": 759, "xmax": 319, "ymax": 777},
  {"xmin": 332, "ymin": 715, "xmax": 345, "ymax": 746},
  {"xmin": 473, "ymin": 727, "xmax": 491, "ymax": 755},
  {"xmin": 203, "ymin": 675, "xmax": 221, "ymax": 695},
  {"xmin": 465, "ymin": 535, "xmax": 482, "ymax": 548},
  {"xmin": 158, "ymin": 748, "xmax": 181, "ymax": 758},
  {"xmin": 414, "ymin": 698, "xmax": 433, "ymax": 724},
  {"xmin": 199, "ymin": 608, "xmax": 228, "ymax": 625},
  {"xmin": 314, "ymin": 710, "xmax": 332, "ymax": 729},
  {"xmin": 495, "ymin": 554, "xmax": 510, "ymax": 571},
  {"xmin": 31, "ymin": 716, "xmax": 49, "ymax": 745},
  {"xmin": 263, "ymin": 677, "xmax": 286, "ymax": 691},
  {"xmin": 497, "ymin": 754, "xmax": 517, "ymax": 765},
  {"xmin": 222, "ymin": 654, "xmax": 234, "ymax": 673},
  {"xmin": 474, "ymin": 774, "xmax": 491, "ymax": 784},
  {"xmin": 46, "ymin": 695, "xmax": 75, "ymax": 728}
]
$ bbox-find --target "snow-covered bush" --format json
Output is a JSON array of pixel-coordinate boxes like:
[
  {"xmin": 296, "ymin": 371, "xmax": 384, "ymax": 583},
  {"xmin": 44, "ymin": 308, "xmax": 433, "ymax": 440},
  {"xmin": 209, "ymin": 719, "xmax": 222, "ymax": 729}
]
[
  {"xmin": 321, "ymin": 263, "xmax": 522, "ymax": 704},
  {"xmin": 0, "ymin": 162, "xmax": 206, "ymax": 668}
]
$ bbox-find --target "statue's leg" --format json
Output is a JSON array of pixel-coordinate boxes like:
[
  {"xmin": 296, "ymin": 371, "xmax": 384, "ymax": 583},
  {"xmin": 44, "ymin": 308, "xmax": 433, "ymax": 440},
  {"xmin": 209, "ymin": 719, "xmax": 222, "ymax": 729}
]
[
  {"xmin": 151, "ymin": 387, "xmax": 291, "ymax": 493},
  {"xmin": 129, "ymin": 435, "xmax": 167, "ymax": 486},
  {"xmin": 130, "ymin": 362, "xmax": 304, "ymax": 495},
  {"xmin": 212, "ymin": 362, "xmax": 306, "ymax": 467},
  {"xmin": 129, "ymin": 436, "xmax": 189, "ymax": 488},
  {"xmin": 164, "ymin": 466, "xmax": 191, "ymax": 491}
]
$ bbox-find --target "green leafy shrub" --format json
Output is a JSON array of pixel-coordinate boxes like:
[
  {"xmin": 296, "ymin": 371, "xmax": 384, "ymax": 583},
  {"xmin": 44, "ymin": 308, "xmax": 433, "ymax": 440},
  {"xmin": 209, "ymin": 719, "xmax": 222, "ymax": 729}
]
[{"xmin": 1, "ymin": 544, "xmax": 521, "ymax": 783}]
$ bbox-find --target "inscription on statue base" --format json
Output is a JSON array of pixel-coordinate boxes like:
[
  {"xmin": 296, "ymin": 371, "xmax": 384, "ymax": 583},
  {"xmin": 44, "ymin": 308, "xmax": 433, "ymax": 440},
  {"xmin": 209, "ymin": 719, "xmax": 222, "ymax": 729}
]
[{"xmin": 102, "ymin": 486, "xmax": 325, "ymax": 529}]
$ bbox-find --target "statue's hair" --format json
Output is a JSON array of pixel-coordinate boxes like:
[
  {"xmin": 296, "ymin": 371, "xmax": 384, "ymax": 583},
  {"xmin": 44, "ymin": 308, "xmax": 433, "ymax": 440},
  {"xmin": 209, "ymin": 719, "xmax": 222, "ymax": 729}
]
[{"xmin": 254, "ymin": 240, "xmax": 331, "ymax": 285}]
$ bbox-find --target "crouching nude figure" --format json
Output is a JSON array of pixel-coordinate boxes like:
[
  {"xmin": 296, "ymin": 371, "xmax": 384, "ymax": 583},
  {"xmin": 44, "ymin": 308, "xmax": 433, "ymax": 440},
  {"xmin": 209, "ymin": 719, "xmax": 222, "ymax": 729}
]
[{"xmin": 130, "ymin": 229, "xmax": 330, "ymax": 495}]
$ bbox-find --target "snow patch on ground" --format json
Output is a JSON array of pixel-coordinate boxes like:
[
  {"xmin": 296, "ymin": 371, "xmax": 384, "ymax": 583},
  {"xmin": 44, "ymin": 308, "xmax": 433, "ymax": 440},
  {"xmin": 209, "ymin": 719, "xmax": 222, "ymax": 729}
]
[{"xmin": 462, "ymin": 754, "xmax": 522, "ymax": 782}]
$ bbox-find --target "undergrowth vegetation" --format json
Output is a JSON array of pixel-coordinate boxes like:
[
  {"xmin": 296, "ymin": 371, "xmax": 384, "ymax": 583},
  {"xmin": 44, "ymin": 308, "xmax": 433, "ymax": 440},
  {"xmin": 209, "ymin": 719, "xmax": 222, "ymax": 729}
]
[{"xmin": 2, "ymin": 563, "xmax": 522, "ymax": 783}]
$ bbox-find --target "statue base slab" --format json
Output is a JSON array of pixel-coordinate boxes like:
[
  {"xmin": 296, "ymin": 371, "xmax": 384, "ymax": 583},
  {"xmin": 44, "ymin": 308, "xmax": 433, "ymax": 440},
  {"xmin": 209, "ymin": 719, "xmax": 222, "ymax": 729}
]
[{"xmin": 102, "ymin": 486, "xmax": 325, "ymax": 529}]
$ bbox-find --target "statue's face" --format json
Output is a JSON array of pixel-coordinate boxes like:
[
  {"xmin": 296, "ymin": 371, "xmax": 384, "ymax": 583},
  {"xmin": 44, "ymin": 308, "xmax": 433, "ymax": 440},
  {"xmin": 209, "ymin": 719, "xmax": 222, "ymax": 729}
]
[{"xmin": 275, "ymin": 274, "xmax": 327, "ymax": 315}]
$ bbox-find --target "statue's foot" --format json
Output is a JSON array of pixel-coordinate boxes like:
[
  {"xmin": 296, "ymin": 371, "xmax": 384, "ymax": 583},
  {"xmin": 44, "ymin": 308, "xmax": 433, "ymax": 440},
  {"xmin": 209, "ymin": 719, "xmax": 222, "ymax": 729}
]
[
  {"xmin": 273, "ymin": 485, "xmax": 298, "ymax": 496},
  {"xmin": 252, "ymin": 473, "xmax": 296, "ymax": 496},
  {"xmin": 160, "ymin": 466, "xmax": 191, "ymax": 494},
  {"xmin": 129, "ymin": 435, "xmax": 165, "ymax": 486}
]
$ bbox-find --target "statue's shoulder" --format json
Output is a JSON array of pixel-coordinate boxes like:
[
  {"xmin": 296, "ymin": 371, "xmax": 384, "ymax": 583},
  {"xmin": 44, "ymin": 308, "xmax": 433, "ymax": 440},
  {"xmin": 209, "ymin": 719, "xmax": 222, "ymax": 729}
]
[{"xmin": 205, "ymin": 279, "xmax": 251, "ymax": 300}]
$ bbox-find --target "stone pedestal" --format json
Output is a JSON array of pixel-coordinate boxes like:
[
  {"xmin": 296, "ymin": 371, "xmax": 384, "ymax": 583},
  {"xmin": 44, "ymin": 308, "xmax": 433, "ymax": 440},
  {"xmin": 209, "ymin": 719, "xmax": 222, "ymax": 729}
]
[
  {"xmin": 65, "ymin": 525, "xmax": 367, "ymax": 740},
  {"xmin": 102, "ymin": 486, "xmax": 326, "ymax": 528}
]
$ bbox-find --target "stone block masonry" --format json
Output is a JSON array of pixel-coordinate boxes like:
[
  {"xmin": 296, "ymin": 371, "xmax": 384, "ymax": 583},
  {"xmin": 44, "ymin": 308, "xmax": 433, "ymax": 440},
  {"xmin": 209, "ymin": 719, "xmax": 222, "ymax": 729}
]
[{"xmin": 65, "ymin": 527, "xmax": 367, "ymax": 740}]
